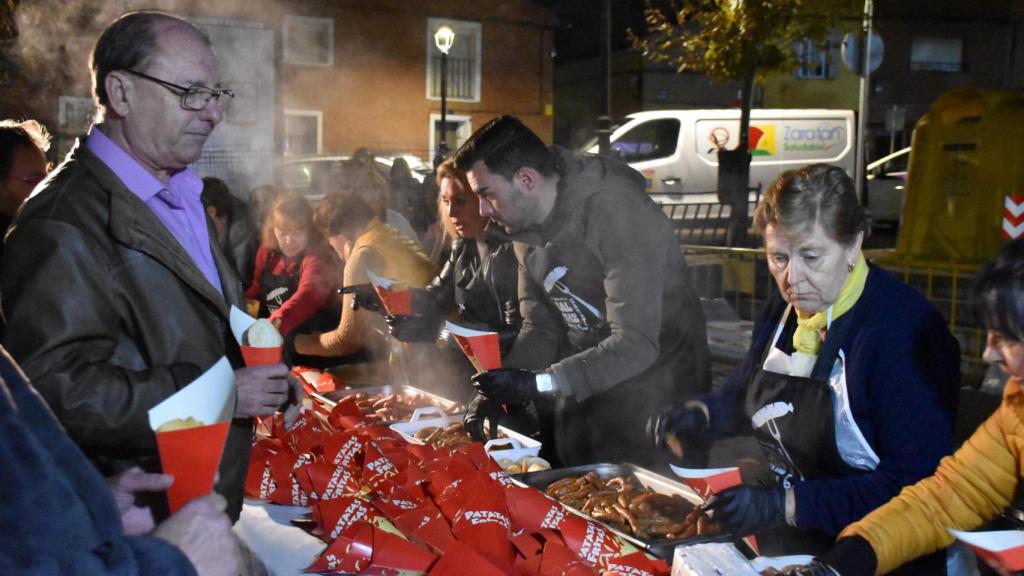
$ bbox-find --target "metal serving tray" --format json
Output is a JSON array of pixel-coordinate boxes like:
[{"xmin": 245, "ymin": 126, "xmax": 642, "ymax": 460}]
[
  {"xmin": 514, "ymin": 463, "xmax": 729, "ymax": 559},
  {"xmin": 311, "ymin": 384, "xmax": 464, "ymax": 424}
]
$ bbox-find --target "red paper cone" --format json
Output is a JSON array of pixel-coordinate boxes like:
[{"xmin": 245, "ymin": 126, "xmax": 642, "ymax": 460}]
[
  {"xmin": 540, "ymin": 539, "xmax": 600, "ymax": 576},
  {"xmin": 244, "ymin": 457, "xmax": 276, "ymax": 499},
  {"xmin": 558, "ymin": 515, "xmax": 624, "ymax": 569},
  {"xmin": 302, "ymin": 461, "xmax": 363, "ymax": 501},
  {"xmin": 505, "ymin": 486, "xmax": 570, "ymax": 533},
  {"xmin": 452, "ymin": 332, "xmax": 502, "ymax": 371},
  {"xmin": 428, "ymin": 542, "xmax": 509, "ymax": 576},
  {"xmin": 362, "ymin": 442, "xmax": 400, "ymax": 491},
  {"xmin": 240, "ymin": 344, "xmax": 283, "ymax": 366},
  {"xmin": 369, "ymin": 282, "xmax": 413, "ymax": 315},
  {"xmin": 155, "ymin": 421, "xmax": 230, "ymax": 512},
  {"xmin": 393, "ymin": 501, "xmax": 457, "ymax": 554},
  {"xmin": 315, "ymin": 496, "xmax": 380, "ymax": 541},
  {"xmin": 451, "ymin": 482, "xmax": 515, "ymax": 567},
  {"xmin": 368, "ymin": 523, "xmax": 438, "ymax": 573}
]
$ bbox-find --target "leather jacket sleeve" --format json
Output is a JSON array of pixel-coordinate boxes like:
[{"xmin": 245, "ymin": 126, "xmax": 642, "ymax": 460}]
[
  {"xmin": 1, "ymin": 218, "xmax": 202, "ymax": 464},
  {"xmin": 416, "ymin": 239, "xmax": 458, "ymax": 317}
]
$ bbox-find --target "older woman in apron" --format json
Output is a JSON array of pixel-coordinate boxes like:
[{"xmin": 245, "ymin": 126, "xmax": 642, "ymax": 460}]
[
  {"xmin": 776, "ymin": 239, "xmax": 1024, "ymax": 576},
  {"xmin": 651, "ymin": 164, "xmax": 961, "ymax": 573}
]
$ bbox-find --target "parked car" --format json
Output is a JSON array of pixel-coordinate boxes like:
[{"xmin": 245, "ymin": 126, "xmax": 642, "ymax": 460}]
[
  {"xmin": 280, "ymin": 154, "xmax": 432, "ymax": 205},
  {"xmin": 866, "ymin": 146, "xmax": 910, "ymax": 228}
]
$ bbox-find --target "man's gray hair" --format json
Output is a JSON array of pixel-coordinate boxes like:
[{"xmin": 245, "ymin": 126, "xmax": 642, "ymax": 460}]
[{"xmin": 89, "ymin": 11, "xmax": 211, "ymax": 113}]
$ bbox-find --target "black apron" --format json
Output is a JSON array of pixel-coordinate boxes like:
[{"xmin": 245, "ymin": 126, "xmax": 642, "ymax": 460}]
[
  {"xmin": 745, "ymin": 305, "xmax": 950, "ymax": 575},
  {"xmin": 260, "ymin": 251, "xmax": 340, "ymax": 365},
  {"xmin": 257, "ymin": 251, "xmax": 301, "ymax": 319}
]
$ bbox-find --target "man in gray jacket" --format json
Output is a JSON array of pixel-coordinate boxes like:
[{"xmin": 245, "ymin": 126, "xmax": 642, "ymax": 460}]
[
  {"xmin": 1, "ymin": 11, "xmax": 299, "ymax": 522},
  {"xmin": 454, "ymin": 116, "xmax": 710, "ymax": 467}
]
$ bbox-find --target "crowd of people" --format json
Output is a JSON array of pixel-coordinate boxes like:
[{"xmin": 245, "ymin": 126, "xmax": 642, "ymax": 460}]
[{"xmin": 2, "ymin": 8, "xmax": 1024, "ymax": 576}]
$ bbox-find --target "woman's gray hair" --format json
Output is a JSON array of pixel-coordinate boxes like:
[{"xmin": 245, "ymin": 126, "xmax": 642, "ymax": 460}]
[{"xmin": 754, "ymin": 163, "xmax": 871, "ymax": 246}]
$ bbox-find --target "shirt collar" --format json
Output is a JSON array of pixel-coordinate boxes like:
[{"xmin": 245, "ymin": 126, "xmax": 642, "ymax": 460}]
[{"xmin": 85, "ymin": 125, "xmax": 203, "ymax": 202}]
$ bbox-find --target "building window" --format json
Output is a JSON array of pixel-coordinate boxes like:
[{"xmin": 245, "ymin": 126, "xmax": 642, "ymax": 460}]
[
  {"xmin": 283, "ymin": 15, "xmax": 333, "ymax": 66},
  {"xmin": 283, "ymin": 110, "xmax": 322, "ymax": 156},
  {"xmin": 910, "ymin": 37, "xmax": 963, "ymax": 72},
  {"xmin": 426, "ymin": 18, "xmax": 481, "ymax": 103},
  {"xmin": 794, "ymin": 38, "xmax": 833, "ymax": 79}
]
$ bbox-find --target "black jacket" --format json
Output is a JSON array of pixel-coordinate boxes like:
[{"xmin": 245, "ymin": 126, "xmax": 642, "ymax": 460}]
[
  {"xmin": 415, "ymin": 230, "xmax": 521, "ymax": 347},
  {"xmin": 1, "ymin": 140, "xmax": 251, "ymax": 520}
]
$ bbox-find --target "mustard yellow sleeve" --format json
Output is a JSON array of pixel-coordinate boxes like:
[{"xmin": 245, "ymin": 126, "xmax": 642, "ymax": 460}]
[
  {"xmin": 295, "ymin": 247, "xmax": 379, "ymax": 357},
  {"xmin": 842, "ymin": 398, "xmax": 1023, "ymax": 575}
]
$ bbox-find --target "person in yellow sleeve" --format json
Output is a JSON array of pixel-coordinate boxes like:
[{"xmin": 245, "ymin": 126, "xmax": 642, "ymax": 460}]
[
  {"xmin": 293, "ymin": 165, "xmax": 437, "ymax": 364},
  {"xmin": 776, "ymin": 237, "xmax": 1024, "ymax": 576}
]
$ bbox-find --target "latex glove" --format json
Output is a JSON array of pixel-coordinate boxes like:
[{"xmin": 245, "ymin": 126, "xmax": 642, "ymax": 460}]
[
  {"xmin": 464, "ymin": 394, "xmax": 504, "ymax": 441},
  {"xmin": 765, "ymin": 561, "xmax": 841, "ymax": 576},
  {"xmin": 472, "ymin": 368, "xmax": 541, "ymax": 404},
  {"xmin": 647, "ymin": 402, "xmax": 709, "ymax": 459},
  {"xmin": 704, "ymin": 484, "xmax": 785, "ymax": 537},
  {"xmin": 386, "ymin": 313, "xmax": 440, "ymax": 342},
  {"xmin": 339, "ymin": 283, "xmax": 381, "ymax": 312},
  {"xmin": 108, "ymin": 466, "xmax": 174, "ymax": 535}
]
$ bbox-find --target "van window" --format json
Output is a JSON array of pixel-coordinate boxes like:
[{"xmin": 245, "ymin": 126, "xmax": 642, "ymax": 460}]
[{"xmin": 612, "ymin": 119, "xmax": 680, "ymax": 162}]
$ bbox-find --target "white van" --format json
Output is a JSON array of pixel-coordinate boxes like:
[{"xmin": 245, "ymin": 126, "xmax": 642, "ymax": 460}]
[{"xmin": 593, "ymin": 109, "xmax": 855, "ymax": 205}]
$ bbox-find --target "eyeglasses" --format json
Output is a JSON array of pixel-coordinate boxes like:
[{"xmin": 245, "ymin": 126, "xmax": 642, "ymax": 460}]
[{"xmin": 124, "ymin": 69, "xmax": 234, "ymax": 112}]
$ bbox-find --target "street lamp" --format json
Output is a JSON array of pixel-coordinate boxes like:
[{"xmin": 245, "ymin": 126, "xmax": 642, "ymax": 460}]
[{"xmin": 434, "ymin": 25, "xmax": 455, "ymax": 157}]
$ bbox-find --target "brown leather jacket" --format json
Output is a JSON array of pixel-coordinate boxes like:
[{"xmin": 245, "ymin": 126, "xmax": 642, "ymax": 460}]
[{"xmin": 1, "ymin": 140, "xmax": 251, "ymax": 520}]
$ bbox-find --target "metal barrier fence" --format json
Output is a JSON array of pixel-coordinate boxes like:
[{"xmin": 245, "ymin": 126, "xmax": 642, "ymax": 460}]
[
  {"xmin": 658, "ymin": 187, "xmax": 762, "ymax": 245},
  {"xmin": 681, "ymin": 245, "xmax": 988, "ymax": 382}
]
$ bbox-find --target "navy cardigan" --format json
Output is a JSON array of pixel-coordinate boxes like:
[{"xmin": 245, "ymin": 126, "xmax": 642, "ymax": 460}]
[{"xmin": 701, "ymin": 264, "xmax": 960, "ymax": 535}]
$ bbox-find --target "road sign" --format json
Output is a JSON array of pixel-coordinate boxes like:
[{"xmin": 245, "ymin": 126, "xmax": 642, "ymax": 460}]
[{"xmin": 842, "ymin": 32, "xmax": 884, "ymax": 76}]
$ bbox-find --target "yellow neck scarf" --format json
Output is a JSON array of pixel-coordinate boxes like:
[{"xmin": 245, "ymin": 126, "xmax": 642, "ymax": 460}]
[{"xmin": 792, "ymin": 252, "xmax": 868, "ymax": 355}]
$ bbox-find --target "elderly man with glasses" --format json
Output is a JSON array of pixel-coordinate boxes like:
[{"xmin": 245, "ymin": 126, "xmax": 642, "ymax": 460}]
[{"xmin": 0, "ymin": 9, "xmax": 301, "ymax": 531}]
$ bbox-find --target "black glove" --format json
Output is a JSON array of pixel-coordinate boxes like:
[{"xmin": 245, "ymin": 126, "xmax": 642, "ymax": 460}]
[
  {"xmin": 812, "ymin": 536, "xmax": 877, "ymax": 576},
  {"xmin": 648, "ymin": 402, "xmax": 709, "ymax": 457},
  {"xmin": 767, "ymin": 561, "xmax": 841, "ymax": 576},
  {"xmin": 472, "ymin": 368, "xmax": 541, "ymax": 404},
  {"xmin": 464, "ymin": 394, "xmax": 504, "ymax": 441},
  {"xmin": 386, "ymin": 314, "xmax": 440, "ymax": 342},
  {"xmin": 703, "ymin": 484, "xmax": 785, "ymax": 537},
  {"xmin": 339, "ymin": 284, "xmax": 381, "ymax": 312}
]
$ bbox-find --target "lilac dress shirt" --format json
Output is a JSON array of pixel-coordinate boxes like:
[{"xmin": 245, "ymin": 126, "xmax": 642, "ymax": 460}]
[{"xmin": 85, "ymin": 127, "xmax": 223, "ymax": 295}]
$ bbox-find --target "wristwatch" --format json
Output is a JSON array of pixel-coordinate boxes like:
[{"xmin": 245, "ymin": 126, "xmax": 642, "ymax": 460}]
[{"xmin": 536, "ymin": 372, "xmax": 554, "ymax": 394}]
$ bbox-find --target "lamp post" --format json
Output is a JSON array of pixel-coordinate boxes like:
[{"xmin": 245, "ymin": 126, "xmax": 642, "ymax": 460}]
[{"xmin": 434, "ymin": 25, "xmax": 455, "ymax": 158}]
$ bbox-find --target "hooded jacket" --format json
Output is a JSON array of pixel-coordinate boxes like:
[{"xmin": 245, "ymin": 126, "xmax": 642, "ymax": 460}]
[
  {"xmin": 0, "ymin": 140, "xmax": 251, "ymax": 521},
  {"xmin": 841, "ymin": 377, "xmax": 1024, "ymax": 575},
  {"xmin": 503, "ymin": 146, "xmax": 709, "ymax": 464}
]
